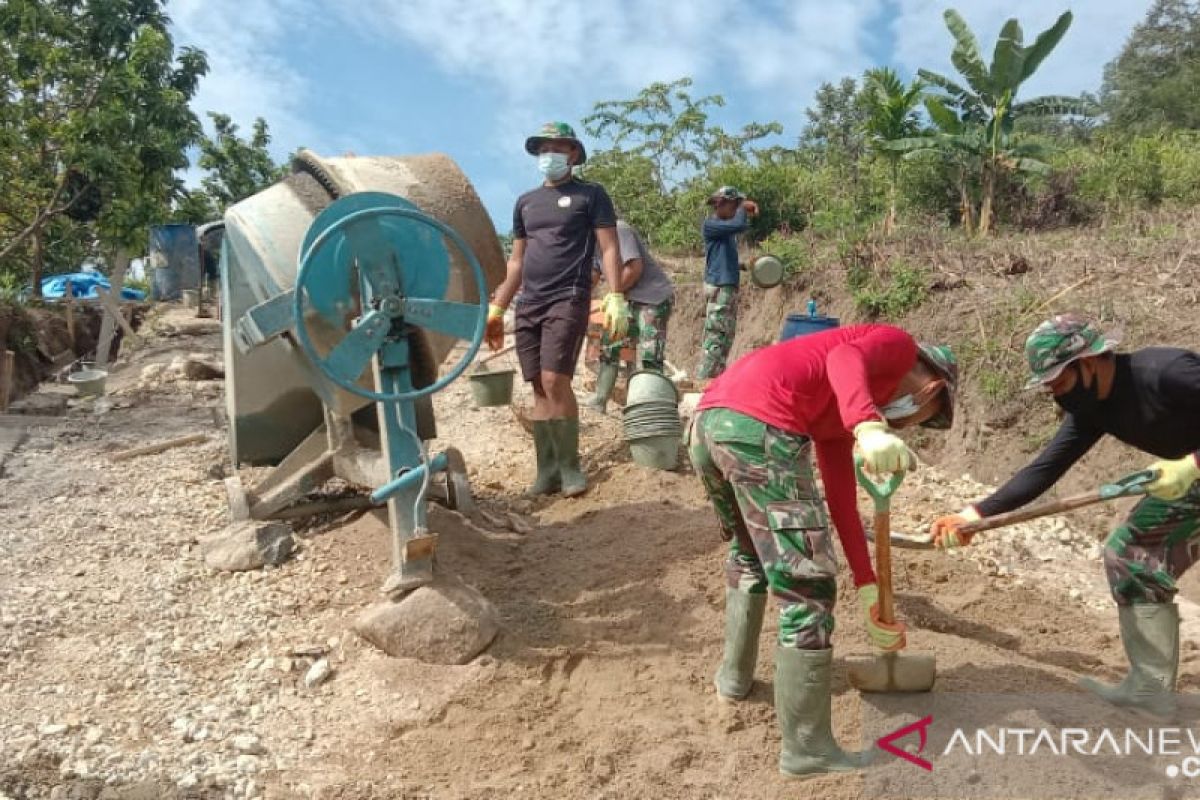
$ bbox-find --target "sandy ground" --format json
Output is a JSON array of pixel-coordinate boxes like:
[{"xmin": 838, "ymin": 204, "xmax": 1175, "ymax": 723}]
[{"xmin": 2, "ymin": 306, "xmax": 1198, "ymax": 800}]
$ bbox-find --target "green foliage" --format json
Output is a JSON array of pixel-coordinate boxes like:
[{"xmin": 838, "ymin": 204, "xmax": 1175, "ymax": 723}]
[
  {"xmin": 848, "ymin": 260, "xmax": 930, "ymax": 319},
  {"xmin": 194, "ymin": 113, "xmax": 288, "ymax": 213},
  {"xmin": 759, "ymin": 232, "xmax": 811, "ymax": 277},
  {"xmin": 0, "ymin": 0, "xmax": 208, "ymax": 293},
  {"xmin": 1101, "ymin": 0, "xmax": 1200, "ymax": 133}
]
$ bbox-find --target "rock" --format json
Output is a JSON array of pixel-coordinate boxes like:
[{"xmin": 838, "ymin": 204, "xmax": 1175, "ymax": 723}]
[
  {"xmin": 231, "ymin": 733, "xmax": 264, "ymax": 755},
  {"xmin": 181, "ymin": 354, "xmax": 224, "ymax": 381},
  {"xmin": 39, "ymin": 723, "xmax": 68, "ymax": 736},
  {"xmin": 200, "ymin": 521, "xmax": 294, "ymax": 572},
  {"xmin": 352, "ymin": 575, "xmax": 500, "ymax": 664},
  {"xmin": 304, "ymin": 658, "xmax": 332, "ymax": 689}
]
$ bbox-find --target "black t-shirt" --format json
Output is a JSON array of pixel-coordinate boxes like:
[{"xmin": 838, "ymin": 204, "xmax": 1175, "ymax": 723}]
[
  {"xmin": 978, "ymin": 348, "xmax": 1200, "ymax": 516},
  {"xmin": 512, "ymin": 178, "xmax": 616, "ymax": 305}
]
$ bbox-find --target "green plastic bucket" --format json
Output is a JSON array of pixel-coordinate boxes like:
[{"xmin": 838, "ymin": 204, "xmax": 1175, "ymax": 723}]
[
  {"xmin": 629, "ymin": 434, "xmax": 679, "ymax": 470},
  {"xmin": 468, "ymin": 369, "xmax": 515, "ymax": 407}
]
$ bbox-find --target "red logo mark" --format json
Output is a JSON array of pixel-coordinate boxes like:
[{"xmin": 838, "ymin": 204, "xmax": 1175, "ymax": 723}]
[{"xmin": 878, "ymin": 715, "xmax": 934, "ymax": 771}]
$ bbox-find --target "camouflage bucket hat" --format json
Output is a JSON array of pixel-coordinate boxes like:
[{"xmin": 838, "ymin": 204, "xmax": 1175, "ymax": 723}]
[
  {"xmin": 916, "ymin": 343, "xmax": 958, "ymax": 430},
  {"xmin": 524, "ymin": 121, "xmax": 587, "ymax": 164},
  {"xmin": 706, "ymin": 185, "xmax": 745, "ymax": 205},
  {"xmin": 1023, "ymin": 314, "xmax": 1120, "ymax": 389}
]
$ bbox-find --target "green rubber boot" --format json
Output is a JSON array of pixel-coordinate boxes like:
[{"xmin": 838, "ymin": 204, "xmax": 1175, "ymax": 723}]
[
  {"xmin": 714, "ymin": 588, "xmax": 767, "ymax": 701},
  {"xmin": 1080, "ymin": 603, "xmax": 1179, "ymax": 719},
  {"xmin": 776, "ymin": 647, "xmax": 875, "ymax": 777},
  {"xmin": 526, "ymin": 420, "xmax": 560, "ymax": 496},
  {"xmin": 585, "ymin": 363, "xmax": 620, "ymax": 413},
  {"xmin": 549, "ymin": 417, "xmax": 587, "ymax": 497}
]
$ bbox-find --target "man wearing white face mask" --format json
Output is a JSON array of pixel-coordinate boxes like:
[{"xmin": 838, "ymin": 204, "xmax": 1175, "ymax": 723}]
[{"xmin": 487, "ymin": 122, "xmax": 628, "ymax": 498}]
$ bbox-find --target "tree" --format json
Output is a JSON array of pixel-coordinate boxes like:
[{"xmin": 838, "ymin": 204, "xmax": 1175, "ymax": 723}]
[
  {"xmin": 861, "ymin": 68, "xmax": 925, "ymax": 233},
  {"xmin": 0, "ymin": 0, "xmax": 207, "ymax": 295},
  {"xmin": 918, "ymin": 9, "xmax": 1087, "ymax": 234},
  {"xmin": 799, "ymin": 77, "xmax": 871, "ymax": 162},
  {"xmin": 195, "ymin": 113, "xmax": 288, "ymax": 213},
  {"xmin": 1101, "ymin": 0, "xmax": 1200, "ymax": 132},
  {"xmin": 582, "ymin": 77, "xmax": 782, "ymax": 193}
]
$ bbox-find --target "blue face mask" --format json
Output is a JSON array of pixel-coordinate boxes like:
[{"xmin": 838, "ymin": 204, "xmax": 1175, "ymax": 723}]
[
  {"xmin": 538, "ymin": 152, "xmax": 570, "ymax": 180},
  {"xmin": 881, "ymin": 394, "xmax": 921, "ymax": 420}
]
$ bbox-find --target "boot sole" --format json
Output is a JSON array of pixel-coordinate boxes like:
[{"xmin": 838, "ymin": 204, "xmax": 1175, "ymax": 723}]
[{"xmin": 1080, "ymin": 678, "xmax": 1177, "ymax": 720}]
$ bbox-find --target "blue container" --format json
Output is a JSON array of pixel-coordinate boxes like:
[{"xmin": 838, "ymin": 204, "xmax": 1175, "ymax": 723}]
[
  {"xmin": 780, "ymin": 300, "xmax": 839, "ymax": 341},
  {"xmin": 149, "ymin": 224, "xmax": 201, "ymax": 300}
]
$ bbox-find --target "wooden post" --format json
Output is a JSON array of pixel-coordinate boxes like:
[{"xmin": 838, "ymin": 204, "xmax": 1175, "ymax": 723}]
[
  {"xmin": 64, "ymin": 280, "xmax": 76, "ymax": 346},
  {"xmin": 0, "ymin": 350, "xmax": 14, "ymax": 413},
  {"xmin": 95, "ymin": 249, "xmax": 129, "ymax": 369}
]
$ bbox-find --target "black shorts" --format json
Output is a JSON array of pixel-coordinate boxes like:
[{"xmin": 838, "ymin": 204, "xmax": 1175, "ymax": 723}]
[{"xmin": 515, "ymin": 295, "xmax": 589, "ymax": 381}]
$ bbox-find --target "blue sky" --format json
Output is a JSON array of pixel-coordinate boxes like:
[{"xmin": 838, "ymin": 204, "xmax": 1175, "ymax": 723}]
[{"xmin": 169, "ymin": 0, "xmax": 1152, "ymax": 233}]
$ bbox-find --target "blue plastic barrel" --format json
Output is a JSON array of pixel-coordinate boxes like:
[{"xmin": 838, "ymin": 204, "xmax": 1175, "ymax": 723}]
[
  {"xmin": 149, "ymin": 224, "xmax": 200, "ymax": 300},
  {"xmin": 780, "ymin": 300, "xmax": 839, "ymax": 341}
]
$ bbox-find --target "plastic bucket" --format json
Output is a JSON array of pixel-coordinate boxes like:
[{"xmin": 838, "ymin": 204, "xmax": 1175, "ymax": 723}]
[
  {"xmin": 780, "ymin": 313, "xmax": 839, "ymax": 341},
  {"xmin": 468, "ymin": 369, "xmax": 515, "ymax": 407},
  {"xmin": 629, "ymin": 434, "xmax": 680, "ymax": 470},
  {"xmin": 68, "ymin": 368, "xmax": 108, "ymax": 397},
  {"xmin": 625, "ymin": 370, "xmax": 679, "ymax": 405}
]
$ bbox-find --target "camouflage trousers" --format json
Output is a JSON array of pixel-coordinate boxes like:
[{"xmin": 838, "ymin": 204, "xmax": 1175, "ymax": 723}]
[
  {"xmin": 686, "ymin": 407, "xmax": 839, "ymax": 649},
  {"xmin": 598, "ymin": 298, "xmax": 673, "ymax": 372},
  {"xmin": 1104, "ymin": 481, "xmax": 1200, "ymax": 605},
  {"xmin": 696, "ymin": 284, "xmax": 739, "ymax": 380}
]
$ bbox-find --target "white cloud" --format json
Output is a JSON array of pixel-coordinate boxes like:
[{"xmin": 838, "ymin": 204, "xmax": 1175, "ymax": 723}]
[
  {"xmin": 890, "ymin": 1, "xmax": 1152, "ymax": 97},
  {"xmin": 169, "ymin": 0, "xmax": 316, "ymax": 161}
]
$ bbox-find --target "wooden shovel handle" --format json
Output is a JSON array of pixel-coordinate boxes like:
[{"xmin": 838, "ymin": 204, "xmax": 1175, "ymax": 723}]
[
  {"xmin": 956, "ymin": 490, "xmax": 1105, "ymax": 535},
  {"xmin": 475, "ymin": 342, "xmax": 516, "ymax": 366},
  {"xmin": 874, "ymin": 509, "xmax": 895, "ymax": 625}
]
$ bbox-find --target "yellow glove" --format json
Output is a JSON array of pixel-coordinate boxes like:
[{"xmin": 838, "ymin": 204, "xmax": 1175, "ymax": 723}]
[
  {"xmin": 931, "ymin": 506, "xmax": 982, "ymax": 549},
  {"xmin": 1146, "ymin": 455, "xmax": 1200, "ymax": 501},
  {"xmin": 485, "ymin": 303, "xmax": 506, "ymax": 351},
  {"xmin": 857, "ymin": 584, "xmax": 906, "ymax": 652},
  {"xmin": 853, "ymin": 420, "xmax": 915, "ymax": 475},
  {"xmin": 600, "ymin": 292, "xmax": 630, "ymax": 339}
]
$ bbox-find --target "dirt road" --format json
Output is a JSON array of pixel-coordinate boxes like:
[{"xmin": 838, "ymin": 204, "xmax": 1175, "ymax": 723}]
[{"xmin": 0, "ymin": 307, "xmax": 1183, "ymax": 800}]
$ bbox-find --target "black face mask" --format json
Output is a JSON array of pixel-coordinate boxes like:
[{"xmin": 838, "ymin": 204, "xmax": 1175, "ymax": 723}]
[{"xmin": 1055, "ymin": 364, "xmax": 1101, "ymax": 414}]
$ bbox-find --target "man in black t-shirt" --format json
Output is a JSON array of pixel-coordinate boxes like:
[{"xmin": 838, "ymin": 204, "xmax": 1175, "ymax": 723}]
[
  {"xmin": 486, "ymin": 122, "xmax": 628, "ymax": 497},
  {"xmin": 932, "ymin": 314, "xmax": 1200, "ymax": 718}
]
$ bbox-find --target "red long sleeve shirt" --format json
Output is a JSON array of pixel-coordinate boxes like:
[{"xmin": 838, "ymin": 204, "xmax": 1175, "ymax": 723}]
[{"xmin": 697, "ymin": 324, "xmax": 919, "ymax": 587}]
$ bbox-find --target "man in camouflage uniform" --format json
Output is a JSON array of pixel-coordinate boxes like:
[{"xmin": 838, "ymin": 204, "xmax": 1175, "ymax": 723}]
[
  {"xmin": 696, "ymin": 186, "xmax": 758, "ymax": 382},
  {"xmin": 933, "ymin": 314, "xmax": 1200, "ymax": 719},
  {"xmin": 689, "ymin": 323, "xmax": 958, "ymax": 776},
  {"xmin": 587, "ymin": 217, "xmax": 675, "ymax": 412}
]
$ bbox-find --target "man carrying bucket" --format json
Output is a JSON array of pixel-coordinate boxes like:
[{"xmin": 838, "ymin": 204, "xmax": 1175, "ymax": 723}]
[
  {"xmin": 695, "ymin": 186, "xmax": 758, "ymax": 383},
  {"xmin": 687, "ymin": 323, "xmax": 957, "ymax": 775},
  {"xmin": 486, "ymin": 122, "xmax": 629, "ymax": 497},
  {"xmin": 585, "ymin": 213, "xmax": 676, "ymax": 413},
  {"xmin": 931, "ymin": 314, "xmax": 1200, "ymax": 718}
]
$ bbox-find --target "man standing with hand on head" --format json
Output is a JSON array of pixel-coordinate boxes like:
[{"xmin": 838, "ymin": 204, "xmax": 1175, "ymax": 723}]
[{"xmin": 486, "ymin": 122, "xmax": 628, "ymax": 497}]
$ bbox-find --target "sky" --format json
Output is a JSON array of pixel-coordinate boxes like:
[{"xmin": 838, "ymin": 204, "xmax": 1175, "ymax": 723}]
[{"xmin": 168, "ymin": 0, "xmax": 1153, "ymax": 232}]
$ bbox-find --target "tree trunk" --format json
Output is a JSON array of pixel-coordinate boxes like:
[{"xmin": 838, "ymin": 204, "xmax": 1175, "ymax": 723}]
[
  {"xmin": 958, "ymin": 178, "xmax": 976, "ymax": 235},
  {"xmin": 978, "ymin": 161, "xmax": 996, "ymax": 236},
  {"xmin": 95, "ymin": 248, "xmax": 130, "ymax": 368},
  {"xmin": 30, "ymin": 224, "xmax": 45, "ymax": 299},
  {"xmin": 884, "ymin": 161, "xmax": 898, "ymax": 236}
]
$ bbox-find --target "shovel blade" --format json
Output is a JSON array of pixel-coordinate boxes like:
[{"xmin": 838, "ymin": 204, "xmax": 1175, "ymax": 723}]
[{"xmin": 847, "ymin": 651, "xmax": 936, "ymax": 693}]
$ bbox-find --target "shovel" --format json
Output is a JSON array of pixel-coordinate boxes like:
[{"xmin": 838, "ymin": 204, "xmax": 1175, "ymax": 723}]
[
  {"xmin": 846, "ymin": 458, "xmax": 936, "ymax": 693},
  {"xmin": 954, "ymin": 468, "xmax": 1158, "ymax": 537}
]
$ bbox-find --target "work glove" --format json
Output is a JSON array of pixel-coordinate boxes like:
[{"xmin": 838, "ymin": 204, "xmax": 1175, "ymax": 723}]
[
  {"xmin": 853, "ymin": 420, "xmax": 915, "ymax": 475},
  {"xmin": 857, "ymin": 584, "xmax": 906, "ymax": 652},
  {"xmin": 600, "ymin": 292, "xmax": 630, "ymax": 340},
  {"xmin": 485, "ymin": 303, "xmax": 506, "ymax": 351},
  {"xmin": 1146, "ymin": 455, "xmax": 1200, "ymax": 501},
  {"xmin": 931, "ymin": 506, "xmax": 981, "ymax": 550}
]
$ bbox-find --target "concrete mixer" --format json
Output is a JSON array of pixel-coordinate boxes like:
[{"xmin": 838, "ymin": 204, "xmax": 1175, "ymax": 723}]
[{"xmin": 219, "ymin": 150, "xmax": 505, "ymax": 594}]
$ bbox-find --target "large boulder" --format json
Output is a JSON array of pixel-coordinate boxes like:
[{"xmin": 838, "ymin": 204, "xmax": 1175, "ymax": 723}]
[{"xmin": 353, "ymin": 575, "xmax": 499, "ymax": 664}]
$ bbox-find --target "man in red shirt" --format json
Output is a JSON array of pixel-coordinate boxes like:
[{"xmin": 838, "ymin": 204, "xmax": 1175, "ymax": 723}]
[{"xmin": 687, "ymin": 324, "xmax": 957, "ymax": 776}]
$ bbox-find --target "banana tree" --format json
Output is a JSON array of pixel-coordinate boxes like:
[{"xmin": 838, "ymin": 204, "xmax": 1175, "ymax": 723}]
[
  {"xmin": 889, "ymin": 97, "xmax": 1051, "ymax": 234},
  {"xmin": 861, "ymin": 68, "xmax": 925, "ymax": 234},
  {"xmin": 919, "ymin": 9, "xmax": 1088, "ymax": 234}
]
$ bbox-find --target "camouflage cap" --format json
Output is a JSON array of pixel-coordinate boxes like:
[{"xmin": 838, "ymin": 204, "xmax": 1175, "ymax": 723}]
[
  {"xmin": 916, "ymin": 343, "xmax": 958, "ymax": 429},
  {"xmin": 524, "ymin": 121, "xmax": 587, "ymax": 163},
  {"xmin": 706, "ymin": 185, "xmax": 745, "ymax": 205},
  {"xmin": 1023, "ymin": 314, "xmax": 1120, "ymax": 388}
]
